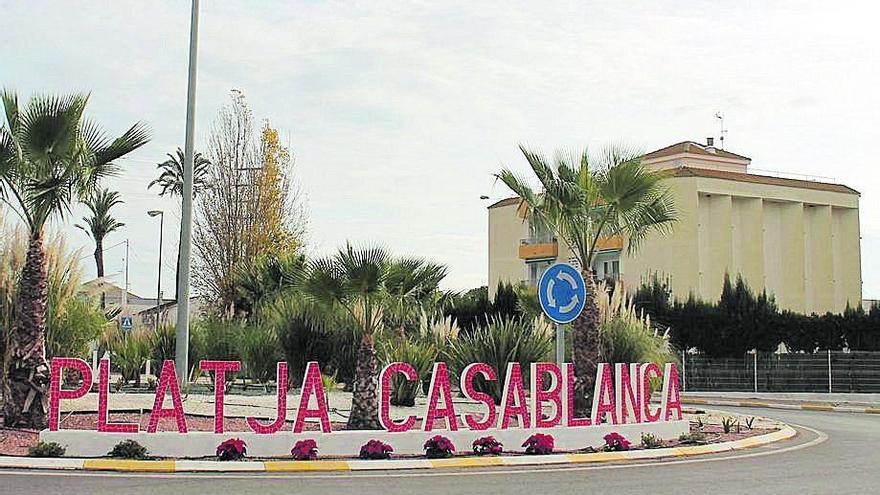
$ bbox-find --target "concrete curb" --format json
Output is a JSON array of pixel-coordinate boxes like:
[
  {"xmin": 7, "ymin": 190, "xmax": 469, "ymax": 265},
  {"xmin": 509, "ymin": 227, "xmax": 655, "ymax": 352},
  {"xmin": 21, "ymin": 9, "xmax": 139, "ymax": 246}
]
[
  {"xmin": 682, "ymin": 398, "xmax": 880, "ymax": 415},
  {"xmin": 0, "ymin": 426, "xmax": 797, "ymax": 473}
]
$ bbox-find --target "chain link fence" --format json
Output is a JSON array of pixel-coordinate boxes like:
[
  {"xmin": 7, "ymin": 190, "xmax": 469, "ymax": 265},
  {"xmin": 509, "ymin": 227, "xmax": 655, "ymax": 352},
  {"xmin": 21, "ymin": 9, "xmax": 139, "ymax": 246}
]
[{"xmin": 681, "ymin": 351, "xmax": 880, "ymax": 393}]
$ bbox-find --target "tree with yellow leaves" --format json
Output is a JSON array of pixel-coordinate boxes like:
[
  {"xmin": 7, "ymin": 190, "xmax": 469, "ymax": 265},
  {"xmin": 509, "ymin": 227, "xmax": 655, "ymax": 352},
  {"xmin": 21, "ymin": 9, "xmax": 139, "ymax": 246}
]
[{"xmin": 193, "ymin": 90, "xmax": 306, "ymax": 309}]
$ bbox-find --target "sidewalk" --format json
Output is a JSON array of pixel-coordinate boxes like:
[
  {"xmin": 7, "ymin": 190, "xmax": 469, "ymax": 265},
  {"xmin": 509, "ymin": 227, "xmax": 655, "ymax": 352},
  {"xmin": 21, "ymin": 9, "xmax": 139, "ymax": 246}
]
[{"xmin": 679, "ymin": 391, "xmax": 880, "ymax": 414}]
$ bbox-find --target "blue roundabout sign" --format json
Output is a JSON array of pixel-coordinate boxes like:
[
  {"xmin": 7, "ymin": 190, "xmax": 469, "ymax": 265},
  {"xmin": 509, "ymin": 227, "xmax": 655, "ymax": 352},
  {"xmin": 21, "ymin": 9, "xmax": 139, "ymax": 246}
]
[{"xmin": 538, "ymin": 263, "xmax": 586, "ymax": 324}]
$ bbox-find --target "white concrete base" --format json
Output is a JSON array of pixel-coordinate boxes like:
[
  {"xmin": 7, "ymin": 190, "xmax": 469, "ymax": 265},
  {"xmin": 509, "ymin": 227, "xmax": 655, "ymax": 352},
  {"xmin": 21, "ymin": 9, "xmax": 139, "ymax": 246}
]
[{"xmin": 40, "ymin": 420, "xmax": 689, "ymax": 458}]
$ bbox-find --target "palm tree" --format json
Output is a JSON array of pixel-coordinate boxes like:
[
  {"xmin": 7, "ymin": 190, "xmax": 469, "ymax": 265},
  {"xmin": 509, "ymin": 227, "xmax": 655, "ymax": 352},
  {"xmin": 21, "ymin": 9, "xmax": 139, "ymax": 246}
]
[
  {"xmin": 497, "ymin": 145, "xmax": 677, "ymax": 414},
  {"xmin": 148, "ymin": 147, "xmax": 210, "ymax": 299},
  {"xmin": 76, "ymin": 188, "xmax": 125, "ymax": 279},
  {"xmin": 0, "ymin": 91, "xmax": 149, "ymax": 428},
  {"xmin": 148, "ymin": 147, "xmax": 210, "ymax": 197},
  {"xmin": 302, "ymin": 244, "xmax": 446, "ymax": 429}
]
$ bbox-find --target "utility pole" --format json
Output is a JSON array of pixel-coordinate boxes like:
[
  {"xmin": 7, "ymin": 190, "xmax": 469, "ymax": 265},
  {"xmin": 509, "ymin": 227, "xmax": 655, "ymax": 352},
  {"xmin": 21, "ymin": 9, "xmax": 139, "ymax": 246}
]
[
  {"xmin": 148, "ymin": 210, "xmax": 164, "ymax": 329},
  {"xmin": 175, "ymin": 0, "xmax": 200, "ymax": 386},
  {"xmin": 122, "ymin": 238, "xmax": 129, "ymax": 310}
]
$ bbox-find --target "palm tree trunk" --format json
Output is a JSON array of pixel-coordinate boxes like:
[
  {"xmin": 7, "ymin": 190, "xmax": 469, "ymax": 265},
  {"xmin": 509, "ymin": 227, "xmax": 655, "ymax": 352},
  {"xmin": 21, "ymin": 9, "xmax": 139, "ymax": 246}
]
[
  {"xmin": 346, "ymin": 333, "xmax": 381, "ymax": 430},
  {"xmin": 2, "ymin": 231, "xmax": 50, "ymax": 428},
  {"xmin": 95, "ymin": 238, "xmax": 105, "ymax": 309},
  {"xmin": 571, "ymin": 268, "xmax": 601, "ymax": 416}
]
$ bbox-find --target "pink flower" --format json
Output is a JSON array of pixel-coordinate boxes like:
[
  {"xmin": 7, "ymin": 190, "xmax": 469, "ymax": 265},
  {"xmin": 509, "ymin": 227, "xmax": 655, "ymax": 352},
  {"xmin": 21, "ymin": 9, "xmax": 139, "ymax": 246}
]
[
  {"xmin": 216, "ymin": 438, "xmax": 247, "ymax": 461},
  {"xmin": 603, "ymin": 432, "xmax": 632, "ymax": 451},
  {"xmin": 522, "ymin": 433, "xmax": 554, "ymax": 455},
  {"xmin": 359, "ymin": 439, "xmax": 394, "ymax": 460},
  {"xmin": 472, "ymin": 436, "xmax": 504, "ymax": 456},
  {"xmin": 423, "ymin": 435, "xmax": 456, "ymax": 458},
  {"xmin": 291, "ymin": 439, "xmax": 319, "ymax": 460}
]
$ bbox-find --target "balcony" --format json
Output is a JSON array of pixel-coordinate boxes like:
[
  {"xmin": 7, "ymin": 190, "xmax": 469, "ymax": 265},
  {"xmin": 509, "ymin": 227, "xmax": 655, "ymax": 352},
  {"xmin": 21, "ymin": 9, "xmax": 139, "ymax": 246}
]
[
  {"xmin": 595, "ymin": 235, "xmax": 623, "ymax": 251},
  {"xmin": 519, "ymin": 236, "xmax": 558, "ymax": 260}
]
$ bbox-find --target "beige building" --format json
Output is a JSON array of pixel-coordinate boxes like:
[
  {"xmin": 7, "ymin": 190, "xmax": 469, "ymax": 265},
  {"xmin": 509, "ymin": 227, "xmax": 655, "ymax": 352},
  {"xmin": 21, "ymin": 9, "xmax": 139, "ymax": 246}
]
[{"xmin": 488, "ymin": 140, "xmax": 862, "ymax": 314}]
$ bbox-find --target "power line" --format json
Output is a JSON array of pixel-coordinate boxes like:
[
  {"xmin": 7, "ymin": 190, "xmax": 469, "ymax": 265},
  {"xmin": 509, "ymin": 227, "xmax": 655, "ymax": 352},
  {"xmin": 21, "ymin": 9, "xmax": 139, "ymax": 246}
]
[{"xmin": 76, "ymin": 239, "xmax": 128, "ymax": 261}]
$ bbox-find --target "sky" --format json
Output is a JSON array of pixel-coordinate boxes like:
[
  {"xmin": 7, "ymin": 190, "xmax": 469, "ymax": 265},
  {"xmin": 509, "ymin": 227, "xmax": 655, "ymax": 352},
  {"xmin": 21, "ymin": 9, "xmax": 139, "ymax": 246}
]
[{"xmin": 2, "ymin": 0, "xmax": 879, "ymax": 299}]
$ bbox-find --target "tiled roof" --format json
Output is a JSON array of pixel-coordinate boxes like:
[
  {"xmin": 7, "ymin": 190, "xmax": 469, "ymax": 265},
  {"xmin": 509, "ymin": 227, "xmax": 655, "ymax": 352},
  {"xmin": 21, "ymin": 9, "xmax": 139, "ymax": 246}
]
[
  {"xmin": 487, "ymin": 197, "xmax": 521, "ymax": 209},
  {"xmin": 643, "ymin": 141, "xmax": 751, "ymax": 161},
  {"xmin": 488, "ymin": 167, "xmax": 858, "ymax": 209}
]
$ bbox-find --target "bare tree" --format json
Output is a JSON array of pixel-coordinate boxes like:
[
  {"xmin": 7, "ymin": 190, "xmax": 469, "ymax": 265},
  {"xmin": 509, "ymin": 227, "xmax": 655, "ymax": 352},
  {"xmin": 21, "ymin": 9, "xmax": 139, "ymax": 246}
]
[{"xmin": 193, "ymin": 90, "xmax": 307, "ymax": 308}]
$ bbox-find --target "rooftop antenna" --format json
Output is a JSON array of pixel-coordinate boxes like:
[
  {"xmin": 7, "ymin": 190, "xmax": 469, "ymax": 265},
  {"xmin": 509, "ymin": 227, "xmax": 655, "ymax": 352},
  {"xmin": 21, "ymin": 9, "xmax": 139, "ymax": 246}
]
[{"xmin": 715, "ymin": 111, "xmax": 727, "ymax": 149}]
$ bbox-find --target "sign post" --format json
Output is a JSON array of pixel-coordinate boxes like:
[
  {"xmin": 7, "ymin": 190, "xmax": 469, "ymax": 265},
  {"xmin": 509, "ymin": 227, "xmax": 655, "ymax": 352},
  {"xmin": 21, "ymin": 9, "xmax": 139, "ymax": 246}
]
[{"xmin": 538, "ymin": 263, "xmax": 586, "ymax": 366}]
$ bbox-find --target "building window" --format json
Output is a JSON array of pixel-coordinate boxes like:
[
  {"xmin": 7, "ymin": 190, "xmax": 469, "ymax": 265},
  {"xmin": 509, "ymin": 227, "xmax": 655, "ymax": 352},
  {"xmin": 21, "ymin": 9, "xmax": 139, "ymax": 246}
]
[{"xmin": 528, "ymin": 261, "xmax": 553, "ymax": 286}]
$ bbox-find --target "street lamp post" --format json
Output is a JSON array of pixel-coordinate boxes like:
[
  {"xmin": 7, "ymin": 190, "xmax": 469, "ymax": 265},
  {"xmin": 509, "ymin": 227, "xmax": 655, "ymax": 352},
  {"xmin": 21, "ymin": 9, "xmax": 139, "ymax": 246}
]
[
  {"xmin": 148, "ymin": 210, "xmax": 164, "ymax": 329},
  {"xmin": 176, "ymin": 0, "xmax": 200, "ymax": 386}
]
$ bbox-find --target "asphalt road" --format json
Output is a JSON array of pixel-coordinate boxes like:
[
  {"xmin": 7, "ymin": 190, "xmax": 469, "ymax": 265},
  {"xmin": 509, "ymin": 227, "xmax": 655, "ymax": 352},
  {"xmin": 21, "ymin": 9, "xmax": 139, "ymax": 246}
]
[{"xmin": 1, "ymin": 407, "xmax": 877, "ymax": 495}]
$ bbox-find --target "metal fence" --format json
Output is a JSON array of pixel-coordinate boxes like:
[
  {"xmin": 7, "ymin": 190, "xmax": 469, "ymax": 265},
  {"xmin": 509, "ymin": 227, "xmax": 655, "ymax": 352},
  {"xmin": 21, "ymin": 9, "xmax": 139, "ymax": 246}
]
[{"xmin": 681, "ymin": 351, "xmax": 880, "ymax": 393}]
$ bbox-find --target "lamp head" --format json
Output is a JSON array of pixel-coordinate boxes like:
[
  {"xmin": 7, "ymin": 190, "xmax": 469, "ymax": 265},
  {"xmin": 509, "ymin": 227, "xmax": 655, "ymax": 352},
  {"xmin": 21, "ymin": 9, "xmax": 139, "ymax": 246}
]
[{"xmin": 147, "ymin": 210, "xmax": 163, "ymax": 217}]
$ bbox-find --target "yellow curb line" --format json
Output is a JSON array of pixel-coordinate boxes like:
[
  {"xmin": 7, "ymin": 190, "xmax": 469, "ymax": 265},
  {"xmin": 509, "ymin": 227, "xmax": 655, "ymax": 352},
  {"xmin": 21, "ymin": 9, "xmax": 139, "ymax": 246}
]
[
  {"xmin": 801, "ymin": 405, "xmax": 834, "ymax": 412},
  {"xmin": 866, "ymin": 408, "xmax": 880, "ymax": 414},
  {"xmin": 82, "ymin": 459, "xmax": 176, "ymax": 472},
  {"xmin": 566, "ymin": 451, "xmax": 629, "ymax": 463}
]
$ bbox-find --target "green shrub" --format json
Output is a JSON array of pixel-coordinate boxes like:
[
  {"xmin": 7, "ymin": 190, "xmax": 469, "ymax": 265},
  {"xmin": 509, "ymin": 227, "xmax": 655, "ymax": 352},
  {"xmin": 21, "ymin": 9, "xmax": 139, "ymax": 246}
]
[
  {"xmin": 29, "ymin": 441, "xmax": 66, "ymax": 457},
  {"xmin": 193, "ymin": 318, "xmax": 242, "ymax": 362},
  {"xmin": 150, "ymin": 324, "xmax": 176, "ymax": 366},
  {"xmin": 260, "ymin": 295, "xmax": 335, "ymax": 383},
  {"xmin": 598, "ymin": 280, "xmax": 677, "ymax": 367},
  {"xmin": 678, "ymin": 431, "xmax": 707, "ymax": 444},
  {"xmin": 447, "ymin": 317, "xmax": 553, "ymax": 404},
  {"xmin": 191, "ymin": 318, "xmax": 243, "ymax": 391},
  {"xmin": 47, "ymin": 297, "xmax": 107, "ymax": 360},
  {"xmin": 241, "ymin": 324, "xmax": 283, "ymax": 386},
  {"xmin": 108, "ymin": 439, "xmax": 149, "ymax": 459},
  {"xmin": 640, "ymin": 433, "xmax": 664, "ymax": 449},
  {"xmin": 721, "ymin": 416, "xmax": 738, "ymax": 434},
  {"xmin": 111, "ymin": 330, "xmax": 151, "ymax": 386},
  {"xmin": 379, "ymin": 338, "xmax": 437, "ymax": 406},
  {"xmin": 600, "ymin": 317, "xmax": 676, "ymax": 366}
]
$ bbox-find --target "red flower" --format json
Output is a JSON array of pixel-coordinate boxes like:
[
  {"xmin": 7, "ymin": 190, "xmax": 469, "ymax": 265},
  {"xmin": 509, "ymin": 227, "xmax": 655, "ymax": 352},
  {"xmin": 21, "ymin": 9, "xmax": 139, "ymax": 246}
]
[
  {"xmin": 359, "ymin": 439, "xmax": 394, "ymax": 460},
  {"xmin": 472, "ymin": 436, "xmax": 504, "ymax": 456},
  {"xmin": 216, "ymin": 438, "xmax": 247, "ymax": 461},
  {"xmin": 291, "ymin": 439, "xmax": 319, "ymax": 460},
  {"xmin": 522, "ymin": 433, "xmax": 554, "ymax": 455},
  {"xmin": 423, "ymin": 435, "xmax": 456, "ymax": 459},
  {"xmin": 603, "ymin": 432, "xmax": 632, "ymax": 451}
]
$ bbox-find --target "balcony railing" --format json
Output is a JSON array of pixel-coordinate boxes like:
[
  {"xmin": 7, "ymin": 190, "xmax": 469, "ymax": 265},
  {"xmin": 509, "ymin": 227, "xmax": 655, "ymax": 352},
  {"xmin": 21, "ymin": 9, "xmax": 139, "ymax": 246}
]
[{"xmin": 519, "ymin": 236, "xmax": 558, "ymax": 260}]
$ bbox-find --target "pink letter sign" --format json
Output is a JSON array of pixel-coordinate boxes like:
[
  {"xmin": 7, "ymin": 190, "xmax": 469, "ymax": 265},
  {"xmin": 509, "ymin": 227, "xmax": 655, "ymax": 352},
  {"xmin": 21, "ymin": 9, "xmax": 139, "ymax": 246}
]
[
  {"xmin": 199, "ymin": 360, "xmax": 241, "ymax": 433},
  {"xmin": 98, "ymin": 358, "xmax": 138, "ymax": 433},
  {"xmin": 379, "ymin": 362, "xmax": 418, "ymax": 432},
  {"xmin": 499, "ymin": 363, "xmax": 530, "ymax": 429},
  {"xmin": 615, "ymin": 363, "xmax": 642, "ymax": 424},
  {"xmin": 459, "ymin": 363, "xmax": 497, "ymax": 430},
  {"xmin": 294, "ymin": 361, "xmax": 331, "ymax": 433},
  {"xmin": 661, "ymin": 363, "xmax": 683, "ymax": 421},
  {"xmin": 247, "ymin": 362, "xmax": 289, "ymax": 434},
  {"xmin": 147, "ymin": 360, "xmax": 188, "ymax": 433},
  {"xmin": 530, "ymin": 362, "xmax": 563, "ymax": 428},
  {"xmin": 48, "ymin": 357, "xmax": 92, "ymax": 431},
  {"xmin": 424, "ymin": 362, "xmax": 458, "ymax": 431},
  {"xmin": 591, "ymin": 362, "xmax": 618, "ymax": 425},
  {"xmin": 564, "ymin": 363, "xmax": 591, "ymax": 427},
  {"xmin": 641, "ymin": 362, "xmax": 663, "ymax": 422}
]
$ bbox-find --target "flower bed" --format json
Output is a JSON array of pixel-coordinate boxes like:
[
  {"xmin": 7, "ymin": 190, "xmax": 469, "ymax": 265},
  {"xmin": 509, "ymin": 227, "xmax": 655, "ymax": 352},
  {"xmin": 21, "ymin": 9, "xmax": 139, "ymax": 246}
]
[{"xmin": 2, "ymin": 411, "xmax": 776, "ymax": 458}]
